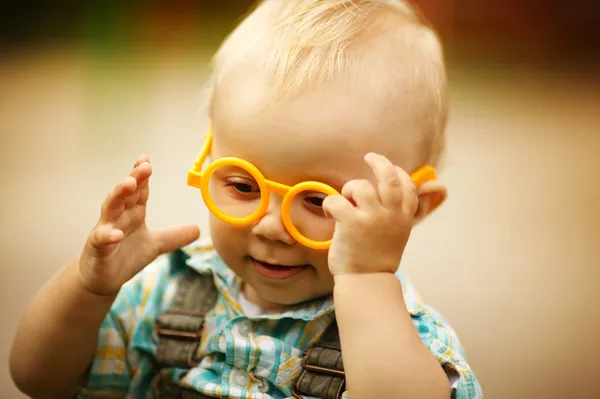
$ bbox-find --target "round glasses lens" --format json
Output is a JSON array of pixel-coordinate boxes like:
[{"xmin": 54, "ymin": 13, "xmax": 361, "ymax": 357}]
[
  {"xmin": 288, "ymin": 188, "xmax": 335, "ymax": 243},
  {"xmin": 208, "ymin": 165, "xmax": 262, "ymax": 219}
]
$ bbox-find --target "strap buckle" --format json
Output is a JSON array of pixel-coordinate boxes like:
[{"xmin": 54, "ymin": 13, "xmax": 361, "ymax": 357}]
[
  {"xmin": 301, "ymin": 344, "xmax": 345, "ymax": 378},
  {"xmin": 155, "ymin": 308, "xmax": 206, "ymax": 339},
  {"xmin": 292, "ymin": 343, "xmax": 346, "ymax": 399},
  {"xmin": 155, "ymin": 308, "xmax": 206, "ymax": 367}
]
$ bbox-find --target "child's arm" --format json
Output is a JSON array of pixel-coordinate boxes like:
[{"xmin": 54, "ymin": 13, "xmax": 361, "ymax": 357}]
[
  {"xmin": 9, "ymin": 156, "xmax": 199, "ymax": 398},
  {"xmin": 334, "ymin": 273, "xmax": 450, "ymax": 399},
  {"xmin": 323, "ymin": 153, "xmax": 454, "ymax": 399},
  {"xmin": 10, "ymin": 258, "xmax": 118, "ymax": 398}
]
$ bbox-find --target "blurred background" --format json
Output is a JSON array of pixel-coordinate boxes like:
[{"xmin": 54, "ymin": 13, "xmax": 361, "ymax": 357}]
[{"xmin": 1, "ymin": 1, "xmax": 599, "ymax": 398}]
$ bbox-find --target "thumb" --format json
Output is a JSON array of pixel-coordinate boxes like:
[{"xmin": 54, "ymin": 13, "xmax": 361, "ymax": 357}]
[{"xmin": 152, "ymin": 224, "xmax": 200, "ymax": 255}]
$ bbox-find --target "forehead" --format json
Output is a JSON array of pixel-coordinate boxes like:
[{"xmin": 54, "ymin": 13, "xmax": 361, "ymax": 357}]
[
  {"xmin": 212, "ymin": 134, "xmax": 360, "ymax": 190},
  {"xmin": 210, "ymin": 70, "xmax": 418, "ymax": 187}
]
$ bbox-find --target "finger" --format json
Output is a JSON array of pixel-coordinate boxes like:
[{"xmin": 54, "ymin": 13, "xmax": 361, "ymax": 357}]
[
  {"xmin": 129, "ymin": 159, "xmax": 152, "ymax": 183},
  {"xmin": 322, "ymin": 194, "xmax": 355, "ymax": 222},
  {"xmin": 152, "ymin": 224, "xmax": 200, "ymax": 255},
  {"xmin": 132, "ymin": 161, "xmax": 152, "ymax": 207},
  {"xmin": 341, "ymin": 179, "xmax": 378, "ymax": 210},
  {"xmin": 364, "ymin": 153, "xmax": 403, "ymax": 210},
  {"xmin": 124, "ymin": 161, "xmax": 152, "ymax": 208},
  {"xmin": 395, "ymin": 166, "xmax": 418, "ymax": 215},
  {"xmin": 133, "ymin": 155, "xmax": 150, "ymax": 169},
  {"xmin": 100, "ymin": 177, "xmax": 137, "ymax": 224},
  {"xmin": 87, "ymin": 224, "xmax": 124, "ymax": 255}
]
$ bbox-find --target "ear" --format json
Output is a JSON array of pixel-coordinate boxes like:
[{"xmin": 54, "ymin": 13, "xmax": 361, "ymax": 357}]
[{"xmin": 413, "ymin": 180, "xmax": 448, "ymax": 224}]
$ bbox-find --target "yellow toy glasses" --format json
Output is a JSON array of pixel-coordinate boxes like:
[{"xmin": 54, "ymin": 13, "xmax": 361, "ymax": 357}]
[{"xmin": 187, "ymin": 130, "xmax": 437, "ymax": 250}]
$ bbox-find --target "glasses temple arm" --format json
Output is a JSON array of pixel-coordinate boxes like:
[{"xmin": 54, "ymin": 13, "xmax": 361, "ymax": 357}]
[{"xmin": 192, "ymin": 132, "xmax": 213, "ymax": 171}]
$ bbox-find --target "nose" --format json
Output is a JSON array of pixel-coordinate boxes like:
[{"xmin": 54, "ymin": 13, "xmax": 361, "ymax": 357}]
[{"xmin": 251, "ymin": 194, "xmax": 296, "ymax": 246}]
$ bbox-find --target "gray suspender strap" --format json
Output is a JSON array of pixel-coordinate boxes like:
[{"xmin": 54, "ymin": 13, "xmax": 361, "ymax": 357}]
[
  {"xmin": 153, "ymin": 250, "xmax": 219, "ymax": 398},
  {"xmin": 153, "ymin": 369, "xmax": 214, "ymax": 399},
  {"xmin": 154, "ymin": 269, "xmax": 218, "ymax": 367},
  {"xmin": 292, "ymin": 321, "xmax": 346, "ymax": 399}
]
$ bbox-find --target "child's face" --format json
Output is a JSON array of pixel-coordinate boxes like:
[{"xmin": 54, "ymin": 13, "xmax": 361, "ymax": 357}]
[{"xmin": 209, "ymin": 74, "xmax": 421, "ymax": 309}]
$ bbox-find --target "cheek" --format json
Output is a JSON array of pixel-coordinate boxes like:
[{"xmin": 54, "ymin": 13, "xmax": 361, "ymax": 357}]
[
  {"xmin": 209, "ymin": 215, "xmax": 248, "ymax": 251},
  {"xmin": 311, "ymin": 250, "xmax": 335, "ymax": 296},
  {"xmin": 309, "ymin": 249, "xmax": 332, "ymax": 278}
]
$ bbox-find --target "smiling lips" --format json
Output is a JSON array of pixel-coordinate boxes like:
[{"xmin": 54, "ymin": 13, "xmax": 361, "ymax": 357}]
[{"xmin": 250, "ymin": 258, "xmax": 308, "ymax": 280}]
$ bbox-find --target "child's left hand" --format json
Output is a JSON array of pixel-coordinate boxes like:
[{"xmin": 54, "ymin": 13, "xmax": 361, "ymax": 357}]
[{"xmin": 323, "ymin": 153, "xmax": 418, "ymax": 276}]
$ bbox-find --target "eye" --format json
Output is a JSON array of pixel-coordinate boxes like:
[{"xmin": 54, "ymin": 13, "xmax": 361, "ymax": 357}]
[
  {"xmin": 301, "ymin": 192, "xmax": 327, "ymax": 213},
  {"xmin": 226, "ymin": 182, "xmax": 256, "ymax": 194},
  {"xmin": 223, "ymin": 177, "xmax": 260, "ymax": 200},
  {"xmin": 304, "ymin": 196, "xmax": 324, "ymax": 207}
]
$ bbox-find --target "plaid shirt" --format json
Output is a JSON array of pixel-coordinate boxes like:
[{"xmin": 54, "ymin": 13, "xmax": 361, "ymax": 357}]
[{"xmin": 78, "ymin": 239, "xmax": 483, "ymax": 399}]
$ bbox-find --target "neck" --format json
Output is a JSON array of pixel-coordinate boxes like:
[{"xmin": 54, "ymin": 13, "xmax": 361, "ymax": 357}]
[{"xmin": 241, "ymin": 283, "xmax": 286, "ymax": 313}]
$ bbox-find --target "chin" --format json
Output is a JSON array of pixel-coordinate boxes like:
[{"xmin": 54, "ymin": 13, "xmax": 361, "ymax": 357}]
[{"xmin": 257, "ymin": 282, "xmax": 333, "ymax": 307}]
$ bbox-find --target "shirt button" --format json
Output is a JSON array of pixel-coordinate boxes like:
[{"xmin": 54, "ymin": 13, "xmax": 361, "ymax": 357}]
[{"xmin": 233, "ymin": 369, "xmax": 250, "ymax": 386}]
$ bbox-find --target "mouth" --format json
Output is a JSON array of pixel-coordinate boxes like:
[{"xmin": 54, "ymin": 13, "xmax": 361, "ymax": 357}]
[{"xmin": 249, "ymin": 257, "xmax": 309, "ymax": 280}]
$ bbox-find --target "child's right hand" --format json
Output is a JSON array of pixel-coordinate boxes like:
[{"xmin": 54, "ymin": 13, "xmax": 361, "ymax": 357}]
[{"xmin": 78, "ymin": 156, "xmax": 200, "ymax": 296}]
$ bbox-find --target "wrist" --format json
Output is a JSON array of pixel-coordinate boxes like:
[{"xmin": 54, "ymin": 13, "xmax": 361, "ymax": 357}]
[
  {"xmin": 331, "ymin": 264, "xmax": 400, "ymax": 277},
  {"xmin": 333, "ymin": 272, "xmax": 415, "ymax": 337},
  {"xmin": 69, "ymin": 259, "xmax": 118, "ymax": 302},
  {"xmin": 333, "ymin": 271, "xmax": 398, "ymax": 284},
  {"xmin": 333, "ymin": 272, "xmax": 404, "ymax": 305},
  {"xmin": 329, "ymin": 254, "xmax": 402, "ymax": 277}
]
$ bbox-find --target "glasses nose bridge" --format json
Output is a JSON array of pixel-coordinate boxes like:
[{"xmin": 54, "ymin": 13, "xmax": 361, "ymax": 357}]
[
  {"xmin": 259, "ymin": 180, "xmax": 293, "ymax": 227},
  {"xmin": 263, "ymin": 179, "xmax": 291, "ymax": 198},
  {"xmin": 261, "ymin": 179, "xmax": 292, "ymax": 220},
  {"xmin": 251, "ymin": 180, "xmax": 297, "ymax": 246}
]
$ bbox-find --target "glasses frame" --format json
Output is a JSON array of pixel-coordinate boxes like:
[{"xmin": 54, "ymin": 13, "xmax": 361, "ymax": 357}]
[{"xmin": 187, "ymin": 129, "xmax": 437, "ymax": 250}]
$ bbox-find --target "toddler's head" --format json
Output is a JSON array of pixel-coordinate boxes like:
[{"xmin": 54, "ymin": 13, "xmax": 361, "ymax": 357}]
[{"xmin": 201, "ymin": 0, "xmax": 448, "ymax": 310}]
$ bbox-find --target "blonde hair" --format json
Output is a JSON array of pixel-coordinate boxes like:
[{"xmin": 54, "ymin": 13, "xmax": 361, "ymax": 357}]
[{"xmin": 206, "ymin": 0, "xmax": 447, "ymax": 166}]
